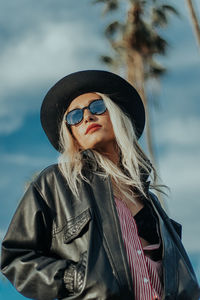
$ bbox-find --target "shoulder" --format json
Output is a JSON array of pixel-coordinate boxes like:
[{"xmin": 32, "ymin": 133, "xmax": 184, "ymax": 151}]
[
  {"xmin": 148, "ymin": 191, "xmax": 171, "ymax": 221},
  {"xmin": 148, "ymin": 191, "xmax": 164, "ymax": 211},
  {"xmin": 36, "ymin": 163, "xmax": 61, "ymax": 180},
  {"xmin": 35, "ymin": 164, "xmax": 61, "ymax": 181},
  {"xmin": 149, "ymin": 191, "xmax": 182, "ymax": 239},
  {"xmin": 31, "ymin": 164, "xmax": 66, "ymax": 193}
]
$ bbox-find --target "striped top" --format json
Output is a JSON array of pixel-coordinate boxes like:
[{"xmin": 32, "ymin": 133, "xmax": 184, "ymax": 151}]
[{"xmin": 114, "ymin": 197, "xmax": 163, "ymax": 300}]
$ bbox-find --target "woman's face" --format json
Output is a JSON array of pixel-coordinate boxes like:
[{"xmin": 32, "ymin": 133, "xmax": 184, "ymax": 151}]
[{"xmin": 66, "ymin": 93, "xmax": 116, "ymax": 153}]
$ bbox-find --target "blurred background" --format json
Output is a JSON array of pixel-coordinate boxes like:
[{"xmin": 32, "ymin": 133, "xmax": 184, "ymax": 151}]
[{"xmin": 0, "ymin": 0, "xmax": 200, "ymax": 299}]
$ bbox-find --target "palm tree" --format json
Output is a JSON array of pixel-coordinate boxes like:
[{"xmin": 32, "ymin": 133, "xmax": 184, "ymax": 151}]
[
  {"xmin": 93, "ymin": 0, "xmax": 179, "ymax": 167},
  {"xmin": 186, "ymin": 0, "xmax": 200, "ymax": 50}
]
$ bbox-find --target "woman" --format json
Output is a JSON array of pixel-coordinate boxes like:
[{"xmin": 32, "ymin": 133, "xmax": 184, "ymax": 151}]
[{"xmin": 1, "ymin": 70, "xmax": 199, "ymax": 300}]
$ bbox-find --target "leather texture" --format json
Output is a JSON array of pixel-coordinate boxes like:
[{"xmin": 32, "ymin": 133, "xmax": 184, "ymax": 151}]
[{"xmin": 1, "ymin": 150, "xmax": 200, "ymax": 300}]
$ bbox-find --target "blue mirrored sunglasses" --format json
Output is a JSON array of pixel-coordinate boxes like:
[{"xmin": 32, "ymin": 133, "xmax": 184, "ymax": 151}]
[{"xmin": 65, "ymin": 99, "xmax": 107, "ymax": 126}]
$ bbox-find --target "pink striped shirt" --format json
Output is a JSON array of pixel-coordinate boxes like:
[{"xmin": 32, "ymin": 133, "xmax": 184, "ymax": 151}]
[{"xmin": 114, "ymin": 197, "xmax": 163, "ymax": 300}]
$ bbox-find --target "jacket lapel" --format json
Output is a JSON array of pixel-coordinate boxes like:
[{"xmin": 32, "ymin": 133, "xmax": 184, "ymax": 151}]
[
  {"xmin": 87, "ymin": 171, "xmax": 134, "ymax": 297},
  {"xmin": 149, "ymin": 192, "xmax": 178, "ymax": 299}
]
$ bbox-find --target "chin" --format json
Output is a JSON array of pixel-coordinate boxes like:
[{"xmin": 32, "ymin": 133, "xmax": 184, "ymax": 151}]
[{"xmin": 84, "ymin": 137, "xmax": 105, "ymax": 150}]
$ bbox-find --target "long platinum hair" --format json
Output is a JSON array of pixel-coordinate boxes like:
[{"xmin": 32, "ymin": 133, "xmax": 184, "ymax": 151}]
[{"xmin": 58, "ymin": 93, "xmax": 162, "ymax": 204}]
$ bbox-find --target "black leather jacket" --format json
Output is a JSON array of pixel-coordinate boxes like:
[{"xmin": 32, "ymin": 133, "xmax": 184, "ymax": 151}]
[{"xmin": 1, "ymin": 150, "xmax": 200, "ymax": 300}]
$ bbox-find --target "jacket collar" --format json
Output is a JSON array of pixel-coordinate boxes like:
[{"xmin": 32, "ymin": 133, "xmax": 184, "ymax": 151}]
[
  {"xmin": 81, "ymin": 149, "xmax": 151, "ymax": 192},
  {"xmin": 81, "ymin": 149, "xmax": 99, "ymax": 172}
]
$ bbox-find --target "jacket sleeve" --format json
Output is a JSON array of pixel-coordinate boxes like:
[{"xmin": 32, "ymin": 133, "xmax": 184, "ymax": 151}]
[{"xmin": 1, "ymin": 182, "xmax": 69, "ymax": 300}]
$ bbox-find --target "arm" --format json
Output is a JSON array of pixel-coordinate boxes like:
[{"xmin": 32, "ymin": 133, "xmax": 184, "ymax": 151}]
[{"xmin": 1, "ymin": 183, "xmax": 68, "ymax": 300}]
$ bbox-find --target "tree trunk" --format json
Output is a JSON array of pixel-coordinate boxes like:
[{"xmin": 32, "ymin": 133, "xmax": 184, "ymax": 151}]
[
  {"xmin": 186, "ymin": 0, "xmax": 200, "ymax": 50},
  {"xmin": 126, "ymin": 48, "xmax": 156, "ymax": 167},
  {"xmin": 124, "ymin": 2, "xmax": 165, "ymax": 205},
  {"xmin": 125, "ymin": 47, "xmax": 167, "ymax": 204}
]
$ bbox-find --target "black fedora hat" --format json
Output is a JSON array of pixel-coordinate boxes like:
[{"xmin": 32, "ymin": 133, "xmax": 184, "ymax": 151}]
[{"xmin": 40, "ymin": 70, "xmax": 145, "ymax": 152}]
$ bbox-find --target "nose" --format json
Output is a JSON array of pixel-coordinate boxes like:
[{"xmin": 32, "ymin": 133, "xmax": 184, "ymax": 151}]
[{"xmin": 83, "ymin": 108, "xmax": 97, "ymax": 123}]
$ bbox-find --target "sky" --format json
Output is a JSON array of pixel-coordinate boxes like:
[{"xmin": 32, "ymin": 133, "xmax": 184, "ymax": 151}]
[{"xmin": 0, "ymin": 0, "xmax": 200, "ymax": 298}]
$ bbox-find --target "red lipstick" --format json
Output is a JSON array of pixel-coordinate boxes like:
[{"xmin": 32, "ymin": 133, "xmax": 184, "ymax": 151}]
[{"xmin": 85, "ymin": 123, "xmax": 102, "ymax": 134}]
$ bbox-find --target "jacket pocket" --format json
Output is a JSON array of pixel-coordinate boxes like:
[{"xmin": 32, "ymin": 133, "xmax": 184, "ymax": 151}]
[{"xmin": 63, "ymin": 208, "xmax": 91, "ymax": 243}]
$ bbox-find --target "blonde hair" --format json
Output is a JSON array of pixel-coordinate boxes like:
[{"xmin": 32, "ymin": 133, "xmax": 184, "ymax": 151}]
[{"xmin": 58, "ymin": 93, "xmax": 162, "ymax": 204}]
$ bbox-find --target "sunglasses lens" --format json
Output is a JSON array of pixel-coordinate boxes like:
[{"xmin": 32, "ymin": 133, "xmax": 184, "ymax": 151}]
[
  {"xmin": 90, "ymin": 100, "xmax": 106, "ymax": 115},
  {"xmin": 66, "ymin": 109, "xmax": 83, "ymax": 125},
  {"xmin": 66, "ymin": 99, "xmax": 106, "ymax": 126}
]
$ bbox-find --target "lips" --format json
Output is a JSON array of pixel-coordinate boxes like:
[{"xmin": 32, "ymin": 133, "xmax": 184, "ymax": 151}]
[{"xmin": 85, "ymin": 124, "xmax": 102, "ymax": 134}]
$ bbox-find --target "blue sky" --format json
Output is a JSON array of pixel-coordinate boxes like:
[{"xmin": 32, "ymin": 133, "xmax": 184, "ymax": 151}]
[{"xmin": 0, "ymin": 0, "xmax": 200, "ymax": 298}]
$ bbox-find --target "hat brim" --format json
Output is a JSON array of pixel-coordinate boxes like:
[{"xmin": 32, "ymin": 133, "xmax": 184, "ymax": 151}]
[{"xmin": 40, "ymin": 70, "xmax": 145, "ymax": 152}]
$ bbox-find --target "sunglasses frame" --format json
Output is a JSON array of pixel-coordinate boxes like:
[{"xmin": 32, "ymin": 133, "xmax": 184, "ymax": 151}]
[{"xmin": 65, "ymin": 99, "xmax": 107, "ymax": 126}]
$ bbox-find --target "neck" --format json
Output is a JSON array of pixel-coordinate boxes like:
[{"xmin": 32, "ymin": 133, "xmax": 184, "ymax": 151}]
[{"xmin": 95, "ymin": 141, "xmax": 120, "ymax": 165}]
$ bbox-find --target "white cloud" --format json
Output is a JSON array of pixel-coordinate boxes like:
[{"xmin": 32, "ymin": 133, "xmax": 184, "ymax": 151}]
[
  {"xmin": 160, "ymin": 152, "xmax": 199, "ymax": 188},
  {"xmin": 0, "ymin": 20, "xmax": 105, "ymax": 134},
  {"xmin": 155, "ymin": 117, "xmax": 200, "ymax": 252},
  {"xmin": 155, "ymin": 116, "xmax": 200, "ymax": 147},
  {"xmin": 0, "ymin": 153, "xmax": 55, "ymax": 168},
  {"xmin": 0, "ymin": 23, "xmax": 77, "ymax": 94},
  {"xmin": 0, "ymin": 21, "xmax": 104, "ymax": 97},
  {"xmin": 0, "ymin": 114, "xmax": 23, "ymax": 135}
]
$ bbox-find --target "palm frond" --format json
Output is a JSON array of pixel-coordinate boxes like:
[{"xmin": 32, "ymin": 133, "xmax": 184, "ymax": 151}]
[
  {"xmin": 92, "ymin": 0, "xmax": 107, "ymax": 4},
  {"xmin": 105, "ymin": 21, "xmax": 122, "ymax": 38},
  {"xmin": 162, "ymin": 5, "xmax": 179, "ymax": 16},
  {"xmin": 104, "ymin": 0, "xmax": 119, "ymax": 14},
  {"xmin": 152, "ymin": 8, "xmax": 168, "ymax": 27},
  {"xmin": 149, "ymin": 61, "xmax": 166, "ymax": 77},
  {"xmin": 129, "ymin": 0, "xmax": 146, "ymax": 5},
  {"xmin": 92, "ymin": 0, "xmax": 119, "ymax": 14},
  {"xmin": 153, "ymin": 35, "xmax": 168, "ymax": 54},
  {"xmin": 100, "ymin": 55, "xmax": 114, "ymax": 65}
]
